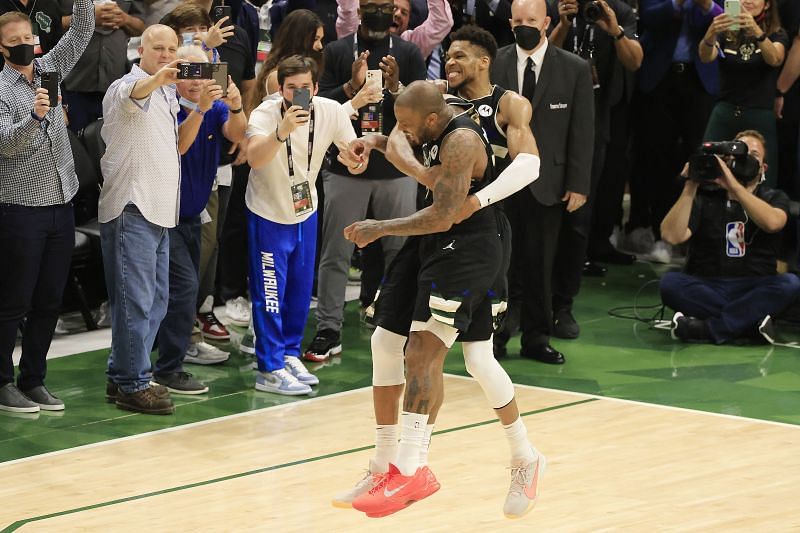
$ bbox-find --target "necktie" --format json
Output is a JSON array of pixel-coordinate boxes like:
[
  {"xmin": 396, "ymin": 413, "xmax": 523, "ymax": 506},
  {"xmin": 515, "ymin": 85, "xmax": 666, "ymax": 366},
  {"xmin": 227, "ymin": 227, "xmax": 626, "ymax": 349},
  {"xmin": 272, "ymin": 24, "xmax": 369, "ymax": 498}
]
[{"xmin": 522, "ymin": 57, "xmax": 536, "ymax": 102}]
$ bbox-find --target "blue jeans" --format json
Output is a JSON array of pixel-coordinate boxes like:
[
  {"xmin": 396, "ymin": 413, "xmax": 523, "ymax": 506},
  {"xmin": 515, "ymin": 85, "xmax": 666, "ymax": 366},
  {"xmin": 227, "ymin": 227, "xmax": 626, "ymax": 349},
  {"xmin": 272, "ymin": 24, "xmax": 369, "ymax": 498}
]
[
  {"xmin": 101, "ymin": 204, "xmax": 169, "ymax": 393},
  {"xmin": 156, "ymin": 217, "xmax": 201, "ymax": 376},
  {"xmin": 247, "ymin": 210, "xmax": 317, "ymax": 372},
  {"xmin": 660, "ymin": 271, "xmax": 800, "ymax": 343}
]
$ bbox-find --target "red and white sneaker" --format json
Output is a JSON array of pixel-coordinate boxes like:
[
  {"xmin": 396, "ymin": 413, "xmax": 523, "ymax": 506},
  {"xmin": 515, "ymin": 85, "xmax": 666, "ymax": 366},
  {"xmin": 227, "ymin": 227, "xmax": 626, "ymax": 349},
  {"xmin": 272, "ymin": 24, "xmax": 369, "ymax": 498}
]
[
  {"xmin": 196, "ymin": 311, "xmax": 230, "ymax": 341},
  {"xmin": 503, "ymin": 453, "xmax": 546, "ymax": 519},
  {"xmin": 352, "ymin": 463, "xmax": 439, "ymax": 518}
]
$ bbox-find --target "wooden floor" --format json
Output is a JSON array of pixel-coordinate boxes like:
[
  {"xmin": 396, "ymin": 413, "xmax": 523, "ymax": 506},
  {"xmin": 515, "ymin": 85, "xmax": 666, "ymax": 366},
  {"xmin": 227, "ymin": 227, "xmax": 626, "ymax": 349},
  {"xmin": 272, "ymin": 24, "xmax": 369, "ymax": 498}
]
[{"xmin": 2, "ymin": 375, "xmax": 799, "ymax": 532}]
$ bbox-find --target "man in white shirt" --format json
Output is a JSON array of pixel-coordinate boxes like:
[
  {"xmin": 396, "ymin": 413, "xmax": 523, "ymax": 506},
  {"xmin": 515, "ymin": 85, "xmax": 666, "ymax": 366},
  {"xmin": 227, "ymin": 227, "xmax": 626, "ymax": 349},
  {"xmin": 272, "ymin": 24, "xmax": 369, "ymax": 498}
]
[
  {"xmin": 246, "ymin": 54, "xmax": 362, "ymax": 395},
  {"xmin": 99, "ymin": 24, "xmax": 187, "ymax": 415}
]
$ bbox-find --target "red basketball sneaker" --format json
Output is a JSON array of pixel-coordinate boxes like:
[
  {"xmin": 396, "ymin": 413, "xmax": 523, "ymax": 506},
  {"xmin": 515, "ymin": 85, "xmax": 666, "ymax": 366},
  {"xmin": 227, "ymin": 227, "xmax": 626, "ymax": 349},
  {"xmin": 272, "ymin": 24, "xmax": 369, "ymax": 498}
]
[{"xmin": 352, "ymin": 463, "xmax": 437, "ymax": 518}]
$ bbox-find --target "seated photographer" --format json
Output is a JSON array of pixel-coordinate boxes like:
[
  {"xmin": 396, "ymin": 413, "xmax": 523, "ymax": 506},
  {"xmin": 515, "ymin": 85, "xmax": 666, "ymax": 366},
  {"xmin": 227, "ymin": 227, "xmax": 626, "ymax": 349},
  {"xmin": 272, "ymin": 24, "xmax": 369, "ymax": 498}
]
[{"xmin": 660, "ymin": 130, "xmax": 800, "ymax": 344}]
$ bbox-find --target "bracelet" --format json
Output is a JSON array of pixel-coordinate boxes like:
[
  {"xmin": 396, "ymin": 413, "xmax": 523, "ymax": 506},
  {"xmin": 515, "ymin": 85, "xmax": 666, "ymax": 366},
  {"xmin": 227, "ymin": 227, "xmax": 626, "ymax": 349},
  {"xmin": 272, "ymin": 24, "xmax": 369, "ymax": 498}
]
[
  {"xmin": 345, "ymin": 80, "xmax": 362, "ymax": 96},
  {"xmin": 614, "ymin": 26, "xmax": 625, "ymax": 41},
  {"xmin": 756, "ymin": 32, "xmax": 768, "ymax": 43},
  {"xmin": 230, "ymin": 107, "xmax": 243, "ymax": 114},
  {"xmin": 388, "ymin": 82, "xmax": 405, "ymax": 96},
  {"xmin": 275, "ymin": 126, "xmax": 286, "ymax": 143},
  {"xmin": 194, "ymin": 108, "xmax": 205, "ymax": 116}
]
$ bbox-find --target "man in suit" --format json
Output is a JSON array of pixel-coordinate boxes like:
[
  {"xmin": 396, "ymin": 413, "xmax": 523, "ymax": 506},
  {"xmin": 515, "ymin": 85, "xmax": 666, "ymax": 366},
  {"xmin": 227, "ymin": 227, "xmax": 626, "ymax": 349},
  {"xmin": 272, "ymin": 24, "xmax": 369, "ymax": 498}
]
[
  {"xmin": 625, "ymin": 0, "xmax": 722, "ymax": 259},
  {"xmin": 490, "ymin": 0, "xmax": 594, "ymax": 364}
]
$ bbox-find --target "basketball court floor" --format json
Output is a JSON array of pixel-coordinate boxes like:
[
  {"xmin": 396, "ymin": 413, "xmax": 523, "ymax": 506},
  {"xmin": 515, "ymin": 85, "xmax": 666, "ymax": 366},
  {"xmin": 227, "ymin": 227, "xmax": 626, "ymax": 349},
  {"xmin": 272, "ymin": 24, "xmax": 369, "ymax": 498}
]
[{"xmin": 2, "ymin": 263, "xmax": 799, "ymax": 531}]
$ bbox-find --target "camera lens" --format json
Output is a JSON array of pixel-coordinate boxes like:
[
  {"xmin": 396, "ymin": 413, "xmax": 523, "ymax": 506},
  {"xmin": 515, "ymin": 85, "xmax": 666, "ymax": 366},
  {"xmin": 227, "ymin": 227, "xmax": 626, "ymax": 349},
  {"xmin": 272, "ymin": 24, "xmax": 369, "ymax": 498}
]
[{"xmin": 584, "ymin": 1, "xmax": 602, "ymax": 22}]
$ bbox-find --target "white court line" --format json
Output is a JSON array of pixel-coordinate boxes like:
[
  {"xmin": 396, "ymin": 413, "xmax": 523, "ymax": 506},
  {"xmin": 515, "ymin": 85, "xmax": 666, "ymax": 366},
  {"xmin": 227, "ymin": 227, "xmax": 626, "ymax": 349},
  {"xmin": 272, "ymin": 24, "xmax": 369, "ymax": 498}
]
[
  {"xmin": 0, "ymin": 386, "xmax": 369, "ymax": 468},
  {"xmin": 444, "ymin": 373, "xmax": 800, "ymax": 430},
  {"xmin": 5, "ymin": 371, "xmax": 798, "ymax": 469}
]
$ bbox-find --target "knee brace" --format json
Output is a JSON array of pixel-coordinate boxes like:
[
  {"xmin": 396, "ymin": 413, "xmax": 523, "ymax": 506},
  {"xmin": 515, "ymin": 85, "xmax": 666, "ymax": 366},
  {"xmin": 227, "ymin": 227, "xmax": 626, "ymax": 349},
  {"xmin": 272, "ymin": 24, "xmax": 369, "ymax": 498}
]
[
  {"xmin": 462, "ymin": 338, "xmax": 514, "ymax": 409},
  {"xmin": 371, "ymin": 326, "xmax": 407, "ymax": 386},
  {"xmin": 410, "ymin": 317, "xmax": 460, "ymax": 348}
]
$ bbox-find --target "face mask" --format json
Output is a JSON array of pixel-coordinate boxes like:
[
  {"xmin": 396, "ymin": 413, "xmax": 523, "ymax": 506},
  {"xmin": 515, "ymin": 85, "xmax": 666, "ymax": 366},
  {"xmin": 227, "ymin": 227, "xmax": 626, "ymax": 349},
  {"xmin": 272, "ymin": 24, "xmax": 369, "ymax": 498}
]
[
  {"xmin": 514, "ymin": 25, "xmax": 541, "ymax": 51},
  {"xmin": 362, "ymin": 11, "xmax": 394, "ymax": 34},
  {"xmin": 179, "ymin": 96, "xmax": 199, "ymax": 110},
  {"xmin": 2, "ymin": 43, "xmax": 34, "ymax": 66}
]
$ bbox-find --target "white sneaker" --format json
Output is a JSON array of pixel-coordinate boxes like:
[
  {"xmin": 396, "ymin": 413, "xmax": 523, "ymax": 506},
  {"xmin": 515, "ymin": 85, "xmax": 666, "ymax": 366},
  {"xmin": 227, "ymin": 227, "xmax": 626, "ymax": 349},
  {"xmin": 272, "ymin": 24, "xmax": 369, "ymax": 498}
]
[
  {"xmin": 225, "ymin": 297, "xmax": 251, "ymax": 327},
  {"xmin": 332, "ymin": 460, "xmax": 385, "ymax": 508},
  {"xmin": 648, "ymin": 240, "xmax": 673, "ymax": 264},
  {"xmin": 184, "ymin": 342, "xmax": 230, "ymax": 365},
  {"xmin": 284, "ymin": 356, "xmax": 319, "ymax": 385},
  {"xmin": 504, "ymin": 453, "xmax": 547, "ymax": 519},
  {"xmin": 621, "ymin": 227, "xmax": 655, "ymax": 255},
  {"xmin": 255, "ymin": 368, "xmax": 311, "ymax": 395}
]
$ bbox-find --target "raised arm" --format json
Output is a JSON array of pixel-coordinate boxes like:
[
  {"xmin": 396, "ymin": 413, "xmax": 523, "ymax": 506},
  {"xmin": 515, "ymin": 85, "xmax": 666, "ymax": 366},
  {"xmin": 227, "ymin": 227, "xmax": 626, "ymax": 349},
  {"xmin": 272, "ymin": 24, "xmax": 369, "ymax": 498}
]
[
  {"xmin": 336, "ymin": 0, "xmax": 360, "ymax": 39},
  {"xmin": 44, "ymin": 0, "xmax": 95, "ymax": 79},
  {"xmin": 402, "ymin": 0, "xmax": 455, "ymax": 60}
]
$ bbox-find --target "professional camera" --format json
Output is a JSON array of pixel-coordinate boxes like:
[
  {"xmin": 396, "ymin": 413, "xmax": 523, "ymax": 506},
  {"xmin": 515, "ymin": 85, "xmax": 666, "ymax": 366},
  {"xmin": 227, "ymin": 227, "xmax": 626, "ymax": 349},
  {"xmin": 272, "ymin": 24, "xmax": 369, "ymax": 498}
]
[
  {"xmin": 688, "ymin": 141, "xmax": 761, "ymax": 184},
  {"xmin": 177, "ymin": 62, "xmax": 213, "ymax": 80},
  {"xmin": 578, "ymin": 0, "xmax": 604, "ymax": 23}
]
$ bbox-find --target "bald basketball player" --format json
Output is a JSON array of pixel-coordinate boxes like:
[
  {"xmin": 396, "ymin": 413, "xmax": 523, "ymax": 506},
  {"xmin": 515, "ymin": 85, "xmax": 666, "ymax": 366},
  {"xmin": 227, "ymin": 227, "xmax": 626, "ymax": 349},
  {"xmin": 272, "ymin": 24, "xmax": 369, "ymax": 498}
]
[{"xmin": 334, "ymin": 81, "xmax": 544, "ymax": 518}]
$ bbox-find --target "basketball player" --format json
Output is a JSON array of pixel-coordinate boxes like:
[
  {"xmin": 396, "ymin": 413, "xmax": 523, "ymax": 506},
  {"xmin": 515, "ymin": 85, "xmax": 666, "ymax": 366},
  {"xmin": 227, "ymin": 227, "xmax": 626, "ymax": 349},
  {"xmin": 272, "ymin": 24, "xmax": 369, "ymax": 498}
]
[{"xmin": 334, "ymin": 80, "xmax": 543, "ymax": 518}]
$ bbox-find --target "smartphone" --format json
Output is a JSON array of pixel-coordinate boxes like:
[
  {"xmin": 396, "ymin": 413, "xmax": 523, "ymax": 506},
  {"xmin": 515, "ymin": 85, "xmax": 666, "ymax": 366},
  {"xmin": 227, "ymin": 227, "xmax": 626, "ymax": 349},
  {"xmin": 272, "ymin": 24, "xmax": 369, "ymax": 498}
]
[
  {"xmin": 292, "ymin": 87, "xmax": 311, "ymax": 111},
  {"xmin": 212, "ymin": 5, "xmax": 232, "ymax": 24},
  {"xmin": 211, "ymin": 62, "xmax": 228, "ymax": 97},
  {"xmin": 177, "ymin": 62, "xmax": 213, "ymax": 79},
  {"xmin": 724, "ymin": 0, "xmax": 740, "ymax": 31},
  {"xmin": 41, "ymin": 71, "xmax": 58, "ymax": 108},
  {"xmin": 366, "ymin": 69, "xmax": 383, "ymax": 91}
]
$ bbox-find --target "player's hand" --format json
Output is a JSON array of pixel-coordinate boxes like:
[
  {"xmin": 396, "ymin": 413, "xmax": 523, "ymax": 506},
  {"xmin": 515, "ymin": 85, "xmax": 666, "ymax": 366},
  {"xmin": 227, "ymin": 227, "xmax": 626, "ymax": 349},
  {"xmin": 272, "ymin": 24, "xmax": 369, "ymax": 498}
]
[
  {"xmin": 562, "ymin": 191, "xmax": 587, "ymax": 212},
  {"xmin": 277, "ymin": 105, "xmax": 309, "ymax": 139},
  {"xmin": 380, "ymin": 55, "xmax": 400, "ymax": 93},
  {"xmin": 344, "ymin": 219, "xmax": 384, "ymax": 248},
  {"xmin": 336, "ymin": 139, "xmax": 370, "ymax": 172},
  {"xmin": 202, "ymin": 16, "xmax": 235, "ymax": 49},
  {"xmin": 32, "ymin": 88, "xmax": 50, "ymax": 119},
  {"xmin": 453, "ymin": 195, "xmax": 481, "ymax": 223}
]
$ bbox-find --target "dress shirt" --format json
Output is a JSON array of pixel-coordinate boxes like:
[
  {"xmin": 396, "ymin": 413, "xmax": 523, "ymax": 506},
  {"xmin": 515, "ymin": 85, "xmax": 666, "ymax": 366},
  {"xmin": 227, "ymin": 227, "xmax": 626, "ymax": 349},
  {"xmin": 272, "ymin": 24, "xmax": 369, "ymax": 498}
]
[
  {"xmin": 0, "ymin": 0, "xmax": 94, "ymax": 206},
  {"xmin": 99, "ymin": 64, "xmax": 181, "ymax": 228},
  {"xmin": 516, "ymin": 38, "xmax": 548, "ymax": 96}
]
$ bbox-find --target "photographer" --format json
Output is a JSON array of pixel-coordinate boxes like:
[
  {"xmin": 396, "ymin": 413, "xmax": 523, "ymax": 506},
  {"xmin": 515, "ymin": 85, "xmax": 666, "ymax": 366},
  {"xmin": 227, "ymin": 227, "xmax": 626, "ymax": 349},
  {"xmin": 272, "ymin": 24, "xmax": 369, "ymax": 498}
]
[{"xmin": 660, "ymin": 130, "xmax": 800, "ymax": 344}]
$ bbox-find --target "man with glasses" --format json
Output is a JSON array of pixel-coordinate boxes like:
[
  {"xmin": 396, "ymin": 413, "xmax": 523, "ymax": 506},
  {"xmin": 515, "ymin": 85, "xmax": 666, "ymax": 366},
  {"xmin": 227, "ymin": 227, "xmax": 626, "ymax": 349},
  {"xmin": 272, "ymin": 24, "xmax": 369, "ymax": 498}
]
[{"xmin": 305, "ymin": 0, "xmax": 426, "ymax": 363}]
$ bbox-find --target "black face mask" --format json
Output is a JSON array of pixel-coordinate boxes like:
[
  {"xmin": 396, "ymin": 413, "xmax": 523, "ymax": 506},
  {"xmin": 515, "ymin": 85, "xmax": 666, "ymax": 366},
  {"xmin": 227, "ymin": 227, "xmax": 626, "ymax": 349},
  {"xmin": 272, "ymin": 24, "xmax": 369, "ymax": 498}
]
[
  {"xmin": 514, "ymin": 25, "xmax": 541, "ymax": 51},
  {"xmin": 361, "ymin": 11, "xmax": 393, "ymax": 33},
  {"xmin": 2, "ymin": 42, "xmax": 34, "ymax": 66}
]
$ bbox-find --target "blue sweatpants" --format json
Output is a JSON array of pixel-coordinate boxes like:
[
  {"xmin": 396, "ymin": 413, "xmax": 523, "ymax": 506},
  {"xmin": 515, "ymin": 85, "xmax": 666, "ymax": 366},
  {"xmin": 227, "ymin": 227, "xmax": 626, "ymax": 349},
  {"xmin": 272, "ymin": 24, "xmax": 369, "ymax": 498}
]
[
  {"xmin": 247, "ymin": 209, "xmax": 317, "ymax": 372},
  {"xmin": 660, "ymin": 271, "xmax": 800, "ymax": 343}
]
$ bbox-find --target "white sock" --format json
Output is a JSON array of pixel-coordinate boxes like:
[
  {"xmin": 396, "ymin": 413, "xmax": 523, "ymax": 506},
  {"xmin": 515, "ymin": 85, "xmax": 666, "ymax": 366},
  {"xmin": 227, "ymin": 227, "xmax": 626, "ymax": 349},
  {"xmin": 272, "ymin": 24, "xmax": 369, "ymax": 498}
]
[
  {"xmin": 372, "ymin": 425, "xmax": 398, "ymax": 473},
  {"xmin": 418, "ymin": 424, "xmax": 435, "ymax": 466},
  {"xmin": 395, "ymin": 411, "xmax": 428, "ymax": 476},
  {"xmin": 503, "ymin": 417, "xmax": 536, "ymax": 462}
]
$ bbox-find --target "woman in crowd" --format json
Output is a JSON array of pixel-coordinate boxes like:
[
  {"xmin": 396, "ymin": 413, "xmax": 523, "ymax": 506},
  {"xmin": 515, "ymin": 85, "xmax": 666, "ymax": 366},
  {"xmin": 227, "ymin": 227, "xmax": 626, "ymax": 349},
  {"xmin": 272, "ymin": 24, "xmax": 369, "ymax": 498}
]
[{"xmin": 700, "ymin": 0, "xmax": 788, "ymax": 185}]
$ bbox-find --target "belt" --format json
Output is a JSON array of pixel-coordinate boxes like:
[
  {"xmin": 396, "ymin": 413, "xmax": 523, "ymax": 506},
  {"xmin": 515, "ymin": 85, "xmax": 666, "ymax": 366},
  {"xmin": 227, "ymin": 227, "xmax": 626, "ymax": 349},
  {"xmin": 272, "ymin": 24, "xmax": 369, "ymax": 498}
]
[{"xmin": 671, "ymin": 62, "xmax": 691, "ymax": 74}]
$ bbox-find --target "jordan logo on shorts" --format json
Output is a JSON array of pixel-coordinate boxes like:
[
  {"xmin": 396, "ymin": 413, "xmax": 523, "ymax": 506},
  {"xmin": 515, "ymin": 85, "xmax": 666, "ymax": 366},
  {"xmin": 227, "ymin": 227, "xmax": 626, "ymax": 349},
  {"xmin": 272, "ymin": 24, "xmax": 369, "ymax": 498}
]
[{"xmin": 442, "ymin": 239, "xmax": 456, "ymax": 251}]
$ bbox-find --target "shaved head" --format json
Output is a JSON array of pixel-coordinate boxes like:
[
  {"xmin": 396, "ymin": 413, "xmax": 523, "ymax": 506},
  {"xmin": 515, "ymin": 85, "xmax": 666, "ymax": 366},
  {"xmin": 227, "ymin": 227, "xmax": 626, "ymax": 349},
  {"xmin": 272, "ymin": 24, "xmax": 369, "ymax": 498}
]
[
  {"xmin": 395, "ymin": 80, "xmax": 447, "ymax": 116},
  {"xmin": 511, "ymin": 0, "xmax": 547, "ymax": 21},
  {"xmin": 138, "ymin": 24, "xmax": 178, "ymax": 75},
  {"xmin": 142, "ymin": 24, "xmax": 178, "ymax": 47}
]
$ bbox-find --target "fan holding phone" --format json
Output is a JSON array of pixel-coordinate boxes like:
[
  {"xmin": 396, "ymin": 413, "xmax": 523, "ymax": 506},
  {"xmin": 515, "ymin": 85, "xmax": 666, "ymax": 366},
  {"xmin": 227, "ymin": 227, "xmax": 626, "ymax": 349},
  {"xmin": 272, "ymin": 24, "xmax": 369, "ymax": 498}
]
[{"xmin": 699, "ymin": 0, "xmax": 787, "ymax": 185}]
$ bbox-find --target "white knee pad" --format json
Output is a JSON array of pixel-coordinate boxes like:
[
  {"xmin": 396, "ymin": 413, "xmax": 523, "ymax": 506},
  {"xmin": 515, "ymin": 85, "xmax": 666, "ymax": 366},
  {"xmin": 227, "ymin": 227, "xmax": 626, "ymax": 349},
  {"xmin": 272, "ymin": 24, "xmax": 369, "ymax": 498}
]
[
  {"xmin": 410, "ymin": 317, "xmax": 460, "ymax": 348},
  {"xmin": 371, "ymin": 327, "xmax": 407, "ymax": 386},
  {"xmin": 462, "ymin": 337, "xmax": 514, "ymax": 409}
]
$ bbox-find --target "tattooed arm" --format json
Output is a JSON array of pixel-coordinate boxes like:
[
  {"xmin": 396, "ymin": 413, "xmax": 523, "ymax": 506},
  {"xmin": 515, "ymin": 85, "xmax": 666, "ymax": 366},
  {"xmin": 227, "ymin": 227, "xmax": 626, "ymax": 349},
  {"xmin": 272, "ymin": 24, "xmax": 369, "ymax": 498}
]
[{"xmin": 344, "ymin": 129, "xmax": 481, "ymax": 247}]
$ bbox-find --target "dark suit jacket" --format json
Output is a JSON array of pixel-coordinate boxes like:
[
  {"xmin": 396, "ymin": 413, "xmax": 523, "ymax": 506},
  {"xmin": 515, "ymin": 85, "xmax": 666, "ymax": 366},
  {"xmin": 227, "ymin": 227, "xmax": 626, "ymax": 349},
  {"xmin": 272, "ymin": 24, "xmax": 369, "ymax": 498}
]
[
  {"xmin": 638, "ymin": 0, "xmax": 723, "ymax": 95},
  {"xmin": 491, "ymin": 43, "xmax": 595, "ymax": 206}
]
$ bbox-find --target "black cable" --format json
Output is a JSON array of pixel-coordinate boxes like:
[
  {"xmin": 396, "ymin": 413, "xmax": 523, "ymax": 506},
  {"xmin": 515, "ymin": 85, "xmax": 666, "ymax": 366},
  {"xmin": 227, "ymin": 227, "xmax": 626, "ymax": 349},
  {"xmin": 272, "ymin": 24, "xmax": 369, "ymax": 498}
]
[{"xmin": 607, "ymin": 278, "xmax": 668, "ymax": 325}]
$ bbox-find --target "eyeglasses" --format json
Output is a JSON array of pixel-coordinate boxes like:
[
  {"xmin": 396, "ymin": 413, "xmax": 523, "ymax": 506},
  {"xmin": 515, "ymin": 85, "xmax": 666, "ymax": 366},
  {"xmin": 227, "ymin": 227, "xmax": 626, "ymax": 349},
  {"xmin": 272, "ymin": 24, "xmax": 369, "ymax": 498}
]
[{"xmin": 361, "ymin": 4, "xmax": 396, "ymax": 14}]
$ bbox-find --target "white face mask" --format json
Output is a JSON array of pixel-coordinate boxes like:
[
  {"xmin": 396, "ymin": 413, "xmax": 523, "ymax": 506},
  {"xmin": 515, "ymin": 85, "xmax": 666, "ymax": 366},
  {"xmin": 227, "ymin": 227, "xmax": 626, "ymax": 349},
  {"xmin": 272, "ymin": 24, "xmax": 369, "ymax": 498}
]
[{"xmin": 179, "ymin": 96, "xmax": 199, "ymax": 110}]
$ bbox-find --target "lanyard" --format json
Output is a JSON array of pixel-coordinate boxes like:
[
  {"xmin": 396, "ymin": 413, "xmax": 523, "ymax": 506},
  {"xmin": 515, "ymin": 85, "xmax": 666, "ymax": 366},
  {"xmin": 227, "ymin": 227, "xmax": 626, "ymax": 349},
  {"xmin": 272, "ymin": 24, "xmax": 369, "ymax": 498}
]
[
  {"xmin": 353, "ymin": 33, "xmax": 393, "ymax": 62},
  {"xmin": 285, "ymin": 104, "xmax": 315, "ymax": 183}
]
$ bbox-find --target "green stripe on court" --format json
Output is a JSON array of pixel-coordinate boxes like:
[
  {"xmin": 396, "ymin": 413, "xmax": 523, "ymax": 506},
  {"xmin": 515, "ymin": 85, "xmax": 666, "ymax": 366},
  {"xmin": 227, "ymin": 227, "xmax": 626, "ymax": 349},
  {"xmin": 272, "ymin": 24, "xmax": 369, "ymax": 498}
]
[{"xmin": 0, "ymin": 398, "xmax": 597, "ymax": 532}]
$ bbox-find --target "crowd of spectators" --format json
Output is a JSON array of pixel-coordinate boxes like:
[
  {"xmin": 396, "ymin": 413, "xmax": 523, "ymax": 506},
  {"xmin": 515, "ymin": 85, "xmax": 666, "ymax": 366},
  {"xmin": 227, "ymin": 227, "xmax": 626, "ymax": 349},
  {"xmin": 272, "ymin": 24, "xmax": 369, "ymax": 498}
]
[{"xmin": 2, "ymin": 0, "xmax": 800, "ymax": 414}]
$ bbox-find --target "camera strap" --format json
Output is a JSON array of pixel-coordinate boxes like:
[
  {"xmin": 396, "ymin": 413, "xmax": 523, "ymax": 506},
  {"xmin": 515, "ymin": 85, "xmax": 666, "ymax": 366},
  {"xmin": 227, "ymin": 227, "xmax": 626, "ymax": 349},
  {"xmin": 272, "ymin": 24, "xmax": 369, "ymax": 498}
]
[
  {"xmin": 285, "ymin": 104, "xmax": 315, "ymax": 183},
  {"xmin": 572, "ymin": 19, "xmax": 595, "ymax": 58}
]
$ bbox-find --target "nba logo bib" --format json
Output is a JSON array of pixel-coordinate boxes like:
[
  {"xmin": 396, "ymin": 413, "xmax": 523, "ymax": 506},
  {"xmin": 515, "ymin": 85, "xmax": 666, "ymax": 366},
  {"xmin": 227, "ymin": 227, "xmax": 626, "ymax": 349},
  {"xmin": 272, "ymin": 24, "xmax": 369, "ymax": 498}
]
[{"xmin": 726, "ymin": 221, "xmax": 746, "ymax": 257}]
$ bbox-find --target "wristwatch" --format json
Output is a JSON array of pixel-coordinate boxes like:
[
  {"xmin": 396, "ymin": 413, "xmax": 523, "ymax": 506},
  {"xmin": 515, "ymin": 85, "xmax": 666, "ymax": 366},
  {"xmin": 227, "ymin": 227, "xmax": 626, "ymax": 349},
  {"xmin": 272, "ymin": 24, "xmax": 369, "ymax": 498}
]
[
  {"xmin": 614, "ymin": 26, "xmax": 625, "ymax": 41},
  {"xmin": 388, "ymin": 81, "xmax": 405, "ymax": 97},
  {"xmin": 756, "ymin": 32, "xmax": 768, "ymax": 43}
]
